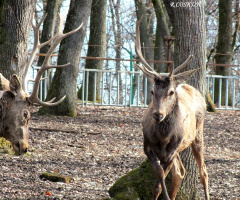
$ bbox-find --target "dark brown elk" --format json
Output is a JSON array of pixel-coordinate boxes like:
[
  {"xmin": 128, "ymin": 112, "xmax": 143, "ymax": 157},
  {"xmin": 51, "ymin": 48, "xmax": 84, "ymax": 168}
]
[
  {"xmin": 0, "ymin": 14, "xmax": 82, "ymax": 154},
  {"xmin": 135, "ymin": 19, "xmax": 209, "ymax": 200}
]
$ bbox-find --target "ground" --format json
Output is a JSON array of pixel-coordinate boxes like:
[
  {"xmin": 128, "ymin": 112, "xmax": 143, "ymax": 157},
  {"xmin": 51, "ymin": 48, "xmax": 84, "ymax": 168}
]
[{"xmin": 0, "ymin": 106, "xmax": 239, "ymax": 199}]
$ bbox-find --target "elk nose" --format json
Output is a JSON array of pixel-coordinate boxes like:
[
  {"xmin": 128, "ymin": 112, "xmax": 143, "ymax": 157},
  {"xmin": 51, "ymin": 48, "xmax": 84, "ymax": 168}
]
[
  {"xmin": 153, "ymin": 112, "xmax": 163, "ymax": 121},
  {"xmin": 24, "ymin": 148, "xmax": 28, "ymax": 153}
]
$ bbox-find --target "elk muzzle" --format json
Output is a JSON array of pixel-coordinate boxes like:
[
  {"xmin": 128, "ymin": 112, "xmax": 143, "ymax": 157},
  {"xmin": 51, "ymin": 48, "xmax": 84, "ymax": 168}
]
[
  {"xmin": 10, "ymin": 127, "xmax": 29, "ymax": 154},
  {"xmin": 13, "ymin": 140, "xmax": 29, "ymax": 154},
  {"xmin": 153, "ymin": 110, "xmax": 165, "ymax": 122}
]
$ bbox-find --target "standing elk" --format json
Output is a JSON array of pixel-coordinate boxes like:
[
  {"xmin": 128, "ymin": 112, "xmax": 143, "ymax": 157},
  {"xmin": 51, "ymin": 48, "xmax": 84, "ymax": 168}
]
[
  {"xmin": 0, "ymin": 14, "xmax": 82, "ymax": 154},
  {"xmin": 135, "ymin": 19, "xmax": 209, "ymax": 200}
]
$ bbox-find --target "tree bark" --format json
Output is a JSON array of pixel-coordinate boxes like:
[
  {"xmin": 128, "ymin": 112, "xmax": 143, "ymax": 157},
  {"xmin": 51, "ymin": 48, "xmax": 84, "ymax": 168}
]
[
  {"xmin": 37, "ymin": 0, "xmax": 59, "ymax": 99},
  {"xmin": 214, "ymin": 0, "xmax": 232, "ymax": 106},
  {"xmin": 135, "ymin": 0, "xmax": 154, "ymax": 105},
  {"xmin": 40, "ymin": 0, "xmax": 92, "ymax": 116},
  {"xmin": 78, "ymin": 0, "xmax": 107, "ymax": 102},
  {"xmin": 170, "ymin": 0, "xmax": 206, "ymax": 198},
  {"xmin": 0, "ymin": 0, "xmax": 36, "ymax": 80},
  {"xmin": 152, "ymin": 0, "xmax": 170, "ymax": 73}
]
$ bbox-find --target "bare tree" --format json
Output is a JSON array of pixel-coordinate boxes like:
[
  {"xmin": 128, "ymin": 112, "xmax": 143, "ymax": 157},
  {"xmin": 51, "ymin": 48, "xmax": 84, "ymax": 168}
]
[
  {"xmin": 78, "ymin": 0, "xmax": 107, "ymax": 102},
  {"xmin": 214, "ymin": 0, "xmax": 233, "ymax": 105},
  {"xmin": 167, "ymin": 0, "xmax": 207, "ymax": 198},
  {"xmin": 109, "ymin": 0, "xmax": 124, "ymax": 103},
  {"xmin": 152, "ymin": 0, "xmax": 170, "ymax": 73},
  {"xmin": 134, "ymin": 0, "xmax": 154, "ymax": 104},
  {"xmin": 37, "ymin": 0, "xmax": 59, "ymax": 98},
  {"xmin": 40, "ymin": 0, "xmax": 92, "ymax": 116}
]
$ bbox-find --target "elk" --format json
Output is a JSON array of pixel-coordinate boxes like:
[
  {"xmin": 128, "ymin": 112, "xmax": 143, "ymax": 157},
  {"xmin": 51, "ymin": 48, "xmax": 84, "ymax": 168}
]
[
  {"xmin": 0, "ymin": 14, "xmax": 82, "ymax": 154},
  {"xmin": 135, "ymin": 19, "xmax": 209, "ymax": 200}
]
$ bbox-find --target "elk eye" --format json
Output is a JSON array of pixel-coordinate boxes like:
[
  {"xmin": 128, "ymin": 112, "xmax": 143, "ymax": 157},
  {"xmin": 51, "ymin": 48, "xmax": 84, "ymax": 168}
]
[
  {"xmin": 169, "ymin": 91, "xmax": 174, "ymax": 96},
  {"xmin": 23, "ymin": 110, "xmax": 28, "ymax": 119},
  {"xmin": 151, "ymin": 90, "xmax": 154, "ymax": 95}
]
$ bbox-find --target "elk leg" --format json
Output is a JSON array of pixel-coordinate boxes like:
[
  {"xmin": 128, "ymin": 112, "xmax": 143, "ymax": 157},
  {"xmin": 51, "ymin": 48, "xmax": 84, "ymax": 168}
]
[
  {"xmin": 169, "ymin": 154, "xmax": 185, "ymax": 200},
  {"xmin": 153, "ymin": 180, "xmax": 162, "ymax": 200},
  {"xmin": 191, "ymin": 136, "xmax": 209, "ymax": 200},
  {"xmin": 144, "ymin": 141, "xmax": 171, "ymax": 200}
]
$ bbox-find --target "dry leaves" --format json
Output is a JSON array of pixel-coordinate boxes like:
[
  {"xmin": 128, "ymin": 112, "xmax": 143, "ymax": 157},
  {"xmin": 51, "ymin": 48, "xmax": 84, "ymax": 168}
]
[{"xmin": 0, "ymin": 107, "xmax": 239, "ymax": 199}]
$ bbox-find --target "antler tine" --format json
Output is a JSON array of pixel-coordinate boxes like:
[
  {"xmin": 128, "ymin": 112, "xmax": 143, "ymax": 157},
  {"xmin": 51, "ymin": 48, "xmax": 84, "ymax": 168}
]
[
  {"xmin": 32, "ymin": 95, "xmax": 66, "ymax": 107},
  {"xmin": 135, "ymin": 18, "xmax": 158, "ymax": 79},
  {"xmin": 27, "ymin": 14, "xmax": 83, "ymax": 106},
  {"xmin": 22, "ymin": 13, "xmax": 56, "ymax": 92},
  {"xmin": 172, "ymin": 55, "xmax": 193, "ymax": 74}
]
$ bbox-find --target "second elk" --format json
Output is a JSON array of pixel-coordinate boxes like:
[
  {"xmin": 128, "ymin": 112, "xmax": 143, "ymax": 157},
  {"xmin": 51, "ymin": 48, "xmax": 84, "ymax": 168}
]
[
  {"xmin": 0, "ymin": 14, "xmax": 82, "ymax": 154},
  {"xmin": 135, "ymin": 19, "xmax": 209, "ymax": 200}
]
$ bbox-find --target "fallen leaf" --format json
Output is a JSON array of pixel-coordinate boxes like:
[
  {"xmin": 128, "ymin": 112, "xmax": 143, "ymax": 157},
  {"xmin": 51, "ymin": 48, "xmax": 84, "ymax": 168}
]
[{"xmin": 45, "ymin": 191, "xmax": 51, "ymax": 196}]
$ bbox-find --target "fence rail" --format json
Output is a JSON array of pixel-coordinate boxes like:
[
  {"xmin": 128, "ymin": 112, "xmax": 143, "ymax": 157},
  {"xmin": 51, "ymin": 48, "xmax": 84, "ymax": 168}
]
[{"xmin": 28, "ymin": 67, "xmax": 240, "ymax": 110}]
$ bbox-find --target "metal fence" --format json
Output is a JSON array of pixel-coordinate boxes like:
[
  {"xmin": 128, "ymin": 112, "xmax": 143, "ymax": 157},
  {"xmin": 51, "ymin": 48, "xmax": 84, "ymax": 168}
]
[
  {"xmin": 28, "ymin": 67, "xmax": 240, "ymax": 110},
  {"xmin": 207, "ymin": 75, "xmax": 240, "ymax": 110}
]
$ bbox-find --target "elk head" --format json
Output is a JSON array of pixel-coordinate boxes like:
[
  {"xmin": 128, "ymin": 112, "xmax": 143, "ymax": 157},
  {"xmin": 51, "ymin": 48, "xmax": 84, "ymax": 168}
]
[
  {"xmin": 135, "ymin": 19, "xmax": 198, "ymax": 122},
  {"xmin": 0, "ymin": 13, "xmax": 82, "ymax": 154},
  {"xmin": 0, "ymin": 75, "xmax": 30, "ymax": 153}
]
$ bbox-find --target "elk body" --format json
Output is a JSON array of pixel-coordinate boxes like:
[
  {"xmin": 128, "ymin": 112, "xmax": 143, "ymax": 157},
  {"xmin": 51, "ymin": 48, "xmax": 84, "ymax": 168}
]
[
  {"xmin": 0, "ymin": 14, "xmax": 82, "ymax": 154},
  {"xmin": 135, "ymin": 19, "xmax": 209, "ymax": 200}
]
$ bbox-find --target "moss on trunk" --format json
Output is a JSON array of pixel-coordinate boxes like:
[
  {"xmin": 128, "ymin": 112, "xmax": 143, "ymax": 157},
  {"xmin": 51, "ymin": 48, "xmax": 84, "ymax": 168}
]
[
  {"xmin": 109, "ymin": 160, "xmax": 156, "ymax": 199},
  {"xmin": 109, "ymin": 160, "xmax": 176, "ymax": 200}
]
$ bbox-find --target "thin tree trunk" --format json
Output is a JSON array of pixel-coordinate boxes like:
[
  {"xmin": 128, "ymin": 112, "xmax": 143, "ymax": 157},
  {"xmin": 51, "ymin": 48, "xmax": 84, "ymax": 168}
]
[
  {"xmin": 214, "ymin": 0, "xmax": 232, "ymax": 106},
  {"xmin": 0, "ymin": 0, "xmax": 36, "ymax": 80},
  {"xmin": 40, "ymin": 0, "xmax": 92, "ymax": 116},
  {"xmin": 135, "ymin": 0, "xmax": 154, "ymax": 105},
  {"xmin": 37, "ymin": 0, "xmax": 59, "ymax": 99},
  {"xmin": 152, "ymin": 0, "xmax": 170, "ymax": 73},
  {"xmin": 109, "ymin": 0, "xmax": 124, "ymax": 104},
  {"xmin": 78, "ymin": 0, "xmax": 107, "ymax": 102}
]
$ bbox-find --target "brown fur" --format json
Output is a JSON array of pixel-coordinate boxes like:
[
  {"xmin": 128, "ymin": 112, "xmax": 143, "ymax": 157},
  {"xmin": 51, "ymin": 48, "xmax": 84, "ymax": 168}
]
[{"xmin": 0, "ymin": 75, "xmax": 30, "ymax": 154}]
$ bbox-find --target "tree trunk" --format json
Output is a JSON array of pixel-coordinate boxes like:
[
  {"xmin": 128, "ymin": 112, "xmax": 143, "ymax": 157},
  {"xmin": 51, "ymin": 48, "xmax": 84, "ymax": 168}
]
[
  {"xmin": 109, "ymin": 0, "xmax": 124, "ymax": 104},
  {"xmin": 0, "ymin": 0, "xmax": 36, "ymax": 80},
  {"xmin": 171, "ymin": 0, "xmax": 206, "ymax": 198},
  {"xmin": 152, "ymin": 0, "xmax": 170, "ymax": 73},
  {"xmin": 135, "ymin": 0, "xmax": 154, "ymax": 105},
  {"xmin": 37, "ymin": 0, "xmax": 59, "ymax": 100},
  {"xmin": 214, "ymin": 0, "xmax": 232, "ymax": 106},
  {"xmin": 78, "ymin": 0, "xmax": 107, "ymax": 102},
  {"xmin": 40, "ymin": 0, "xmax": 92, "ymax": 116}
]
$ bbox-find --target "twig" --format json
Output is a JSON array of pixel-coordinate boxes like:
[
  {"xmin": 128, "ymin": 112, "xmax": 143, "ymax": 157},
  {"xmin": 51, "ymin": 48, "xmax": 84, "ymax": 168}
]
[{"xmin": 29, "ymin": 127, "xmax": 79, "ymax": 134}]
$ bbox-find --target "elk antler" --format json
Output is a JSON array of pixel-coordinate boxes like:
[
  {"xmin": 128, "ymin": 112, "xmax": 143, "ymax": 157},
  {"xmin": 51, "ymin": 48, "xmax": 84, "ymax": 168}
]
[
  {"xmin": 135, "ymin": 18, "xmax": 159, "ymax": 82},
  {"xmin": 135, "ymin": 18, "xmax": 193, "ymax": 81},
  {"xmin": 172, "ymin": 55, "xmax": 193, "ymax": 75},
  {"xmin": 25, "ymin": 13, "xmax": 83, "ymax": 106}
]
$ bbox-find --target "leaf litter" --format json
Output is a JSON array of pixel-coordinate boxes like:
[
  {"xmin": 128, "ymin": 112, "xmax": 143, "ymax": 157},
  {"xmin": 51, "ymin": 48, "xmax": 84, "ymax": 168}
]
[{"xmin": 0, "ymin": 106, "xmax": 239, "ymax": 199}]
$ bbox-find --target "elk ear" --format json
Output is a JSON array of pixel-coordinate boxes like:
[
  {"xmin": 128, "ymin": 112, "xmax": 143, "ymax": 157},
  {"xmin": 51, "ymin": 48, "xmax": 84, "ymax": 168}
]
[
  {"xmin": 0, "ymin": 91, "xmax": 15, "ymax": 119},
  {"xmin": 10, "ymin": 75, "xmax": 22, "ymax": 95},
  {"xmin": 173, "ymin": 68, "xmax": 199, "ymax": 85}
]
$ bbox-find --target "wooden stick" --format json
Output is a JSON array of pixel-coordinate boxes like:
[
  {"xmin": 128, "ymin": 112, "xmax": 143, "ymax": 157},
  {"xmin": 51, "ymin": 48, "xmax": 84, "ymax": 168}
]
[{"xmin": 29, "ymin": 127, "xmax": 79, "ymax": 134}]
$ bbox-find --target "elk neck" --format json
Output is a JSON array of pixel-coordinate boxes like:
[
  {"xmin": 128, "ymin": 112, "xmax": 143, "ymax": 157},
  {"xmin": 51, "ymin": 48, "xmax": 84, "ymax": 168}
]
[{"xmin": 154, "ymin": 94, "xmax": 180, "ymax": 137}]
